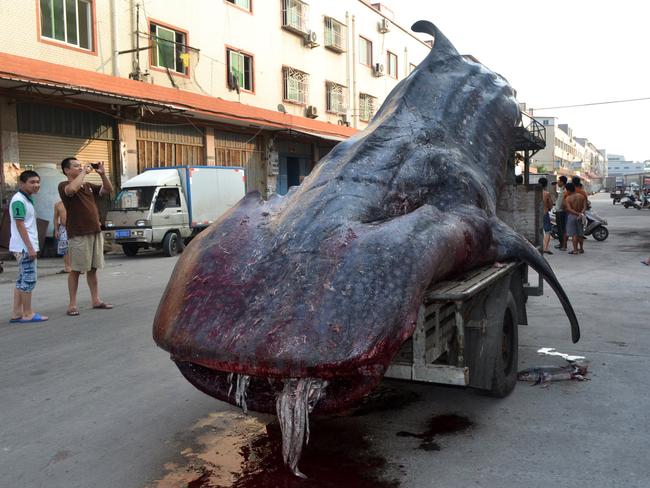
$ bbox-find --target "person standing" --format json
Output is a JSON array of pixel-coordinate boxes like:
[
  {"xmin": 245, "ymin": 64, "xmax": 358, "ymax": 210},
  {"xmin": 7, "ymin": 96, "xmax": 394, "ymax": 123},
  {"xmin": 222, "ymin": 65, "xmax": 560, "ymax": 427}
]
[
  {"xmin": 539, "ymin": 177, "xmax": 554, "ymax": 254},
  {"xmin": 9, "ymin": 170, "xmax": 48, "ymax": 323},
  {"xmin": 554, "ymin": 176, "xmax": 568, "ymax": 251},
  {"xmin": 58, "ymin": 158, "xmax": 114, "ymax": 316},
  {"xmin": 564, "ymin": 182, "xmax": 587, "ymax": 255},
  {"xmin": 53, "ymin": 200, "xmax": 72, "ymax": 273}
]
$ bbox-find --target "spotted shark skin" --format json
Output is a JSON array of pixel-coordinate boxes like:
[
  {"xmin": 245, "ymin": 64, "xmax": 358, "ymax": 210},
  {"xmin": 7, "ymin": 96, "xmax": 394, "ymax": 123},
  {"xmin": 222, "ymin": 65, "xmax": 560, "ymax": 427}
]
[{"xmin": 153, "ymin": 21, "xmax": 580, "ymax": 414}]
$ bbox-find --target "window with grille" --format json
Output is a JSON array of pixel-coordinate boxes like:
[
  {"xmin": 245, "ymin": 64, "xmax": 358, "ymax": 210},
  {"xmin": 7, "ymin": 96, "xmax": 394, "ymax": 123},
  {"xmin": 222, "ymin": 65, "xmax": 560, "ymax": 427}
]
[
  {"xmin": 150, "ymin": 23, "xmax": 188, "ymax": 75},
  {"xmin": 282, "ymin": 0, "xmax": 308, "ymax": 33},
  {"xmin": 227, "ymin": 49, "xmax": 253, "ymax": 91},
  {"xmin": 283, "ymin": 67, "xmax": 309, "ymax": 104},
  {"xmin": 324, "ymin": 17, "xmax": 346, "ymax": 52},
  {"xmin": 225, "ymin": 0, "xmax": 251, "ymax": 11},
  {"xmin": 359, "ymin": 37, "xmax": 372, "ymax": 66},
  {"xmin": 326, "ymin": 82, "xmax": 346, "ymax": 114},
  {"xmin": 39, "ymin": 0, "xmax": 93, "ymax": 50},
  {"xmin": 387, "ymin": 51, "xmax": 398, "ymax": 78},
  {"xmin": 359, "ymin": 93, "xmax": 377, "ymax": 122}
]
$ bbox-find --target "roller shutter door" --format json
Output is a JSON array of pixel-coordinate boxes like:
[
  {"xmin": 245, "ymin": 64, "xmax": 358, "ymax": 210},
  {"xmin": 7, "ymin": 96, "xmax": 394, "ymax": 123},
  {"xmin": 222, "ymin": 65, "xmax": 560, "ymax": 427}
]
[{"xmin": 18, "ymin": 133, "xmax": 113, "ymax": 186}]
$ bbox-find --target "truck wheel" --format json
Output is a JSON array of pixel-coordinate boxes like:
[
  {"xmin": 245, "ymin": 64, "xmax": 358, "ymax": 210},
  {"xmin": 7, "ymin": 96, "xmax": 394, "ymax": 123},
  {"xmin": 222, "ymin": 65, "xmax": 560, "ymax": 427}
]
[
  {"xmin": 122, "ymin": 243, "xmax": 139, "ymax": 257},
  {"xmin": 488, "ymin": 293, "xmax": 518, "ymax": 398},
  {"xmin": 162, "ymin": 232, "xmax": 180, "ymax": 257},
  {"xmin": 592, "ymin": 226, "xmax": 609, "ymax": 241}
]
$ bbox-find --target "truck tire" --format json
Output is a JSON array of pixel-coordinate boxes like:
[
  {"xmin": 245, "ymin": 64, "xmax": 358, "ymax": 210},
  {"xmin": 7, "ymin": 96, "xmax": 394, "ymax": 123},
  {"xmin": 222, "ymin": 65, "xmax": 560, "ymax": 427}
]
[
  {"xmin": 162, "ymin": 232, "xmax": 180, "ymax": 257},
  {"xmin": 488, "ymin": 292, "xmax": 518, "ymax": 398},
  {"xmin": 122, "ymin": 243, "xmax": 139, "ymax": 257}
]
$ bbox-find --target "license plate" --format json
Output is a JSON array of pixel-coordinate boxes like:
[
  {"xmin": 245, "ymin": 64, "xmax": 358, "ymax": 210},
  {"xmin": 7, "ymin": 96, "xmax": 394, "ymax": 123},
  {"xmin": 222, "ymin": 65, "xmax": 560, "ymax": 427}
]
[{"xmin": 115, "ymin": 230, "xmax": 131, "ymax": 238}]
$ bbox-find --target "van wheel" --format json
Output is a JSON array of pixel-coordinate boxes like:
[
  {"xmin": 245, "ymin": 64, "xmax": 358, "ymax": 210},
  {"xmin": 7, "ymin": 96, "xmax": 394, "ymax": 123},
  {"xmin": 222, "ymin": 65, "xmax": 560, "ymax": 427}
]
[
  {"xmin": 162, "ymin": 232, "xmax": 179, "ymax": 257},
  {"xmin": 488, "ymin": 293, "xmax": 519, "ymax": 398},
  {"xmin": 122, "ymin": 243, "xmax": 139, "ymax": 257}
]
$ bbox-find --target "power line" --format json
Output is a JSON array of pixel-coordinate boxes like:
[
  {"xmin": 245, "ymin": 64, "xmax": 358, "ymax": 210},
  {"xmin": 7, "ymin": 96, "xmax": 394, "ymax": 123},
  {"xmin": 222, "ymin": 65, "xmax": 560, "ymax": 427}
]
[{"xmin": 533, "ymin": 96, "xmax": 650, "ymax": 111}]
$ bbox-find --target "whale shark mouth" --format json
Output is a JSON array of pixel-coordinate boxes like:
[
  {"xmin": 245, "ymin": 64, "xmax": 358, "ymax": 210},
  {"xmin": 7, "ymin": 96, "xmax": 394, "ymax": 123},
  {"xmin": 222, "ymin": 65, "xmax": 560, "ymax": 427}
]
[{"xmin": 173, "ymin": 360, "xmax": 384, "ymax": 415}]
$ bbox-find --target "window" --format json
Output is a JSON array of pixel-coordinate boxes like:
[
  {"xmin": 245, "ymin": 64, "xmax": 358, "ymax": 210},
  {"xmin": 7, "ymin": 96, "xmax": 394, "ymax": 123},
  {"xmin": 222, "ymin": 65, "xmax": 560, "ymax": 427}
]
[
  {"xmin": 326, "ymin": 82, "xmax": 347, "ymax": 114},
  {"xmin": 387, "ymin": 51, "xmax": 398, "ymax": 78},
  {"xmin": 39, "ymin": 0, "xmax": 93, "ymax": 50},
  {"xmin": 150, "ymin": 23, "xmax": 188, "ymax": 75},
  {"xmin": 282, "ymin": 0, "xmax": 308, "ymax": 33},
  {"xmin": 324, "ymin": 17, "xmax": 346, "ymax": 52},
  {"xmin": 359, "ymin": 93, "xmax": 377, "ymax": 122},
  {"xmin": 225, "ymin": 0, "xmax": 251, "ymax": 11},
  {"xmin": 359, "ymin": 37, "xmax": 372, "ymax": 66},
  {"xmin": 283, "ymin": 67, "xmax": 309, "ymax": 104},
  {"xmin": 227, "ymin": 49, "xmax": 254, "ymax": 92}
]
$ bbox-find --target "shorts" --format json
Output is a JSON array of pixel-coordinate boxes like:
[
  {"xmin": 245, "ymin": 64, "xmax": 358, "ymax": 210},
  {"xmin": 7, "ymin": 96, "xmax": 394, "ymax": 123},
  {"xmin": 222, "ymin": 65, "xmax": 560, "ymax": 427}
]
[
  {"xmin": 56, "ymin": 224, "xmax": 68, "ymax": 256},
  {"xmin": 69, "ymin": 233, "xmax": 105, "ymax": 272},
  {"xmin": 566, "ymin": 214, "xmax": 584, "ymax": 237},
  {"xmin": 543, "ymin": 213, "xmax": 552, "ymax": 233},
  {"xmin": 14, "ymin": 251, "xmax": 37, "ymax": 293}
]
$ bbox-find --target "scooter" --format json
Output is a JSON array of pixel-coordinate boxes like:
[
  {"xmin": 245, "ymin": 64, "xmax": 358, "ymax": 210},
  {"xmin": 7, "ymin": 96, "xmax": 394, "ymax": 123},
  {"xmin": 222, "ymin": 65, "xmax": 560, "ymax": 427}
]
[
  {"xmin": 549, "ymin": 209, "xmax": 609, "ymax": 241},
  {"xmin": 621, "ymin": 194, "xmax": 642, "ymax": 209}
]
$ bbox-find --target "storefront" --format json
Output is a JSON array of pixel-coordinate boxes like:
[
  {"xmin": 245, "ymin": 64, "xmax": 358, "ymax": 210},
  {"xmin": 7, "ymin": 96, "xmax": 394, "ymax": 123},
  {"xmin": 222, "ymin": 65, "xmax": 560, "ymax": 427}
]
[
  {"xmin": 214, "ymin": 130, "xmax": 265, "ymax": 194},
  {"xmin": 136, "ymin": 123, "xmax": 204, "ymax": 172}
]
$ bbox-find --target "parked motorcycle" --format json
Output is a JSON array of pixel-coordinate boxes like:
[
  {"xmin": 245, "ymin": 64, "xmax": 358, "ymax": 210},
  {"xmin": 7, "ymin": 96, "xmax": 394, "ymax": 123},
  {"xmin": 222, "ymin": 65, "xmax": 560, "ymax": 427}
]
[
  {"xmin": 621, "ymin": 195, "xmax": 642, "ymax": 210},
  {"xmin": 549, "ymin": 209, "xmax": 609, "ymax": 241}
]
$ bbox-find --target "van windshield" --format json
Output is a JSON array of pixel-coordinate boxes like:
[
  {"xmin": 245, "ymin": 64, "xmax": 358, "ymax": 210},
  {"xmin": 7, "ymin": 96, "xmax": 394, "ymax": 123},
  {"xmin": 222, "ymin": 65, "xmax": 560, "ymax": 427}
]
[{"xmin": 112, "ymin": 187, "xmax": 156, "ymax": 210}]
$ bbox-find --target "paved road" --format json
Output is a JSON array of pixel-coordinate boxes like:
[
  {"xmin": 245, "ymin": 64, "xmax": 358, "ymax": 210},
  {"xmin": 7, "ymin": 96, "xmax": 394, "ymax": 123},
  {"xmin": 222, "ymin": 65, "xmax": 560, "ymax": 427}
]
[{"xmin": 0, "ymin": 193, "xmax": 648, "ymax": 487}]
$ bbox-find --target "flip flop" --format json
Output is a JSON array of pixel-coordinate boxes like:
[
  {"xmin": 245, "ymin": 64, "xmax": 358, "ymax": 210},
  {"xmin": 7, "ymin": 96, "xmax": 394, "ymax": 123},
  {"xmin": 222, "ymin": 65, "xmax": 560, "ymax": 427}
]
[
  {"xmin": 9, "ymin": 317, "xmax": 22, "ymax": 323},
  {"xmin": 92, "ymin": 302, "xmax": 114, "ymax": 310},
  {"xmin": 67, "ymin": 309, "xmax": 80, "ymax": 316},
  {"xmin": 19, "ymin": 313, "xmax": 48, "ymax": 323}
]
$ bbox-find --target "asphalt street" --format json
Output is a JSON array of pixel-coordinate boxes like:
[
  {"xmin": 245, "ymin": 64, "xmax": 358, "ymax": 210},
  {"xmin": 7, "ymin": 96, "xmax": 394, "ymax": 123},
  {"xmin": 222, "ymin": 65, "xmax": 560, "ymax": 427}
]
[{"xmin": 0, "ymin": 192, "xmax": 648, "ymax": 488}]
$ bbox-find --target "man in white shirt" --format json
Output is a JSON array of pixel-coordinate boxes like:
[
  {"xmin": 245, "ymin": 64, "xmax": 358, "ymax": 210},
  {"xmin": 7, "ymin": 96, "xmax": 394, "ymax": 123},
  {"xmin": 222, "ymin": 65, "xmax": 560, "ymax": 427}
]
[{"xmin": 9, "ymin": 170, "xmax": 48, "ymax": 323}]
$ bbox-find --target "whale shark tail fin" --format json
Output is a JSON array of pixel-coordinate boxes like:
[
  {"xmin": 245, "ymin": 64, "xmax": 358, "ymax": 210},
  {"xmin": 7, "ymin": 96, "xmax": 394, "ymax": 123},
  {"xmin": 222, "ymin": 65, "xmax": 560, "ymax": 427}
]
[
  {"xmin": 411, "ymin": 20, "xmax": 460, "ymax": 58},
  {"xmin": 493, "ymin": 220, "xmax": 580, "ymax": 343}
]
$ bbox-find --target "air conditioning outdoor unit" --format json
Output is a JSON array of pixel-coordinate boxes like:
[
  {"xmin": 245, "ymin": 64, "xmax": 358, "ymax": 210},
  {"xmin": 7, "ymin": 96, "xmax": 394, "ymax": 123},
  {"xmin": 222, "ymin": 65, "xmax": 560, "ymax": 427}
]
[
  {"xmin": 378, "ymin": 18, "xmax": 391, "ymax": 33},
  {"xmin": 338, "ymin": 114, "xmax": 350, "ymax": 126},
  {"xmin": 305, "ymin": 105, "xmax": 318, "ymax": 118},
  {"xmin": 373, "ymin": 63, "xmax": 385, "ymax": 77},
  {"xmin": 304, "ymin": 30, "xmax": 319, "ymax": 48}
]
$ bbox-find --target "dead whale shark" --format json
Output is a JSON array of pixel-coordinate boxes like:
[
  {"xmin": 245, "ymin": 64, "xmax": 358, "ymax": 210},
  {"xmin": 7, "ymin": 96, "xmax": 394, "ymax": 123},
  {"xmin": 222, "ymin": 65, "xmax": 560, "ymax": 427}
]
[{"xmin": 153, "ymin": 20, "xmax": 579, "ymax": 470}]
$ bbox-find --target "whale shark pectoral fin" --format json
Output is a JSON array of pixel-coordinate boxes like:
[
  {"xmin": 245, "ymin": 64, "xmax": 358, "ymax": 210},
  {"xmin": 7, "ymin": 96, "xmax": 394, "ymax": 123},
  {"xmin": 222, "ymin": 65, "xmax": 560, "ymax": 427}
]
[
  {"xmin": 492, "ymin": 220, "xmax": 580, "ymax": 343},
  {"xmin": 411, "ymin": 21, "xmax": 460, "ymax": 58}
]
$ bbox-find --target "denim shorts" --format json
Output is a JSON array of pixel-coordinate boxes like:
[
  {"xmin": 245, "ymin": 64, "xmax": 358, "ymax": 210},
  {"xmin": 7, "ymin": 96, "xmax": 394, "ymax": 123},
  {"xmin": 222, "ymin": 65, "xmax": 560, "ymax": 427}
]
[
  {"xmin": 543, "ymin": 212, "xmax": 552, "ymax": 233},
  {"xmin": 14, "ymin": 251, "xmax": 37, "ymax": 293}
]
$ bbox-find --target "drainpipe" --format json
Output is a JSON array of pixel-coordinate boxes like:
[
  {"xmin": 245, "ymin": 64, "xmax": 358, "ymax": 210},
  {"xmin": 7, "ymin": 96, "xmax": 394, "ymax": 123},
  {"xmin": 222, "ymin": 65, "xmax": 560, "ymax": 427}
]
[
  {"xmin": 351, "ymin": 15, "xmax": 357, "ymax": 129},
  {"xmin": 345, "ymin": 12, "xmax": 350, "ymax": 124},
  {"xmin": 110, "ymin": 0, "xmax": 120, "ymax": 77}
]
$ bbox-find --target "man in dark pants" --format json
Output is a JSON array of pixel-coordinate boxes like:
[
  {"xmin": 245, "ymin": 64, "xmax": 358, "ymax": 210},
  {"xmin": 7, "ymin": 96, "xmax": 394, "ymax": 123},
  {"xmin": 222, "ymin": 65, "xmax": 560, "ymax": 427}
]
[{"xmin": 554, "ymin": 175, "xmax": 568, "ymax": 251}]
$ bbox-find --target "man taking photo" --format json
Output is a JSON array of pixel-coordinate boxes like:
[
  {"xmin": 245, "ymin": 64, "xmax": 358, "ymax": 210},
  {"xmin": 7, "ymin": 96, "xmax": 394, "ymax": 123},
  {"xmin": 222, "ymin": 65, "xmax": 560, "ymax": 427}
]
[{"xmin": 58, "ymin": 158, "xmax": 114, "ymax": 316}]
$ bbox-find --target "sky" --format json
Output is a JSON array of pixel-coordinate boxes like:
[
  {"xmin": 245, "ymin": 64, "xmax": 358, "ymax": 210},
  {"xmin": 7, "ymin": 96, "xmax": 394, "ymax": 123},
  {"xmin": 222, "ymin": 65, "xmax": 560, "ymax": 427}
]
[{"xmin": 393, "ymin": 0, "xmax": 650, "ymax": 161}]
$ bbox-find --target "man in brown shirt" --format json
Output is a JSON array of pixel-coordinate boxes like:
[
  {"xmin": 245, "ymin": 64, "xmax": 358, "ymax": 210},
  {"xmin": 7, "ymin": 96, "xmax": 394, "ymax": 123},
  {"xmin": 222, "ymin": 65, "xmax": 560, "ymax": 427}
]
[{"xmin": 58, "ymin": 157, "xmax": 114, "ymax": 316}]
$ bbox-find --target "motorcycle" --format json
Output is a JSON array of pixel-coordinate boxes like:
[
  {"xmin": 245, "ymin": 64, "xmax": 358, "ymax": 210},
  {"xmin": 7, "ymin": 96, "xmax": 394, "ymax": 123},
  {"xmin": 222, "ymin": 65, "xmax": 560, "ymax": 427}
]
[
  {"xmin": 549, "ymin": 209, "xmax": 609, "ymax": 241},
  {"xmin": 621, "ymin": 195, "xmax": 642, "ymax": 210}
]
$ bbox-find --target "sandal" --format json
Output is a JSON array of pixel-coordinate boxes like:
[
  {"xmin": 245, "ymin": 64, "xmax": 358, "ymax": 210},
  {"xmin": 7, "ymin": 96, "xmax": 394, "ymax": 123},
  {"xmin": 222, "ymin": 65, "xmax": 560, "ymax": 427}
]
[
  {"xmin": 67, "ymin": 309, "xmax": 80, "ymax": 316},
  {"xmin": 92, "ymin": 302, "xmax": 114, "ymax": 310},
  {"xmin": 19, "ymin": 313, "xmax": 49, "ymax": 323}
]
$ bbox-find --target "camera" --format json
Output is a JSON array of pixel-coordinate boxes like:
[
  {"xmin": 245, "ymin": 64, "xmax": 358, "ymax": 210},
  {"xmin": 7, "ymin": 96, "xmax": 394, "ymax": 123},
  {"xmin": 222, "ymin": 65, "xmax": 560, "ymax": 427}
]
[{"xmin": 90, "ymin": 162, "xmax": 100, "ymax": 169}]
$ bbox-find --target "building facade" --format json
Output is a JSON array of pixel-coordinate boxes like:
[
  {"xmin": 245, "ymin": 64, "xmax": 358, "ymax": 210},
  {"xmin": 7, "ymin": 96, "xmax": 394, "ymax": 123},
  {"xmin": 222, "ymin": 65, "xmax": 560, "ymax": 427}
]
[{"xmin": 0, "ymin": 0, "xmax": 430, "ymax": 207}]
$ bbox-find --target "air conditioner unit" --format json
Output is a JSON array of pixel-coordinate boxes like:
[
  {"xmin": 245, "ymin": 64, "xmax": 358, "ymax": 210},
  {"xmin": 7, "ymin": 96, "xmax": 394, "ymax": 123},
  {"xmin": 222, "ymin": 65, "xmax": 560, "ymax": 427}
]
[
  {"xmin": 373, "ymin": 63, "xmax": 385, "ymax": 77},
  {"xmin": 303, "ymin": 30, "xmax": 319, "ymax": 48},
  {"xmin": 305, "ymin": 105, "xmax": 318, "ymax": 118},
  {"xmin": 378, "ymin": 18, "xmax": 391, "ymax": 33},
  {"xmin": 338, "ymin": 114, "xmax": 350, "ymax": 126}
]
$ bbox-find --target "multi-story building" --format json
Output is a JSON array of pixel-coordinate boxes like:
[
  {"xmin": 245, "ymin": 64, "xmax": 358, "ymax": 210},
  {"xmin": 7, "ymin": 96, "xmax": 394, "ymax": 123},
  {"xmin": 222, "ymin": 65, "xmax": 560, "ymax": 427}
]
[
  {"xmin": 607, "ymin": 154, "xmax": 644, "ymax": 175},
  {"xmin": 0, "ymin": 0, "xmax": 430, "ymax": 202},
  {"xmin": 530, "ymin": 116, "xmax": 577, "ymax": 172}
]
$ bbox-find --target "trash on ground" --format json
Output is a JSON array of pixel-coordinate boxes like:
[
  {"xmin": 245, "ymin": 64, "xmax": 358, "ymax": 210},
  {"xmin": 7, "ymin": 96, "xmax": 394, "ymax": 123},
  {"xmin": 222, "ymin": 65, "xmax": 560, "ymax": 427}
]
[{"xmin": 518, "ymin": 347, "xmax": 590, "ymax": 386}]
